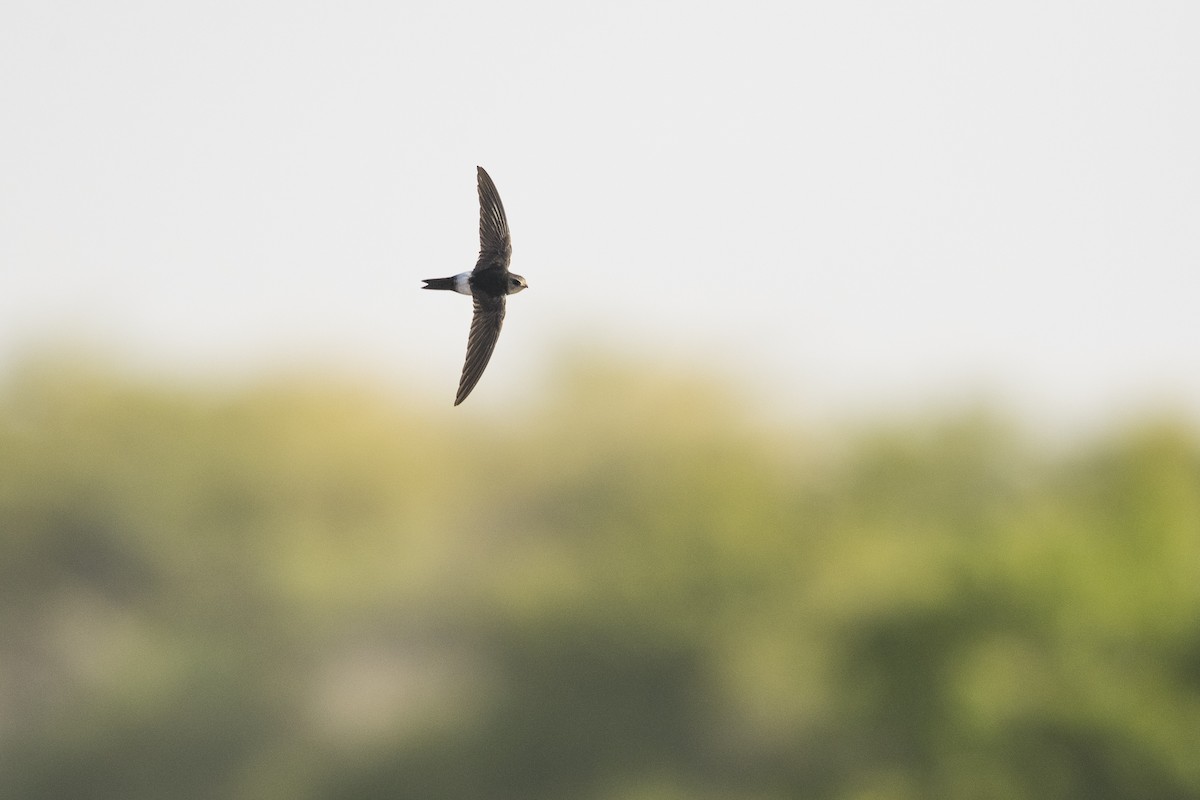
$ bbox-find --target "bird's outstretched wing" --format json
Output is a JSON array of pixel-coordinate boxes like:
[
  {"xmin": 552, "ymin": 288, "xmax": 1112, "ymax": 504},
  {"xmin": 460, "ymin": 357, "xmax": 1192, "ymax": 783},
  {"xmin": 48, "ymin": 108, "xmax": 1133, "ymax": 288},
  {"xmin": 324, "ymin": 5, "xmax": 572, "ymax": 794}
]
[
  {"xmin": 475, "ymin": 166, "xmax": 511, "ymax": 272},
  {"xmin": 455, "ymin": 293, "xmax": 506, "ymax": 405}
]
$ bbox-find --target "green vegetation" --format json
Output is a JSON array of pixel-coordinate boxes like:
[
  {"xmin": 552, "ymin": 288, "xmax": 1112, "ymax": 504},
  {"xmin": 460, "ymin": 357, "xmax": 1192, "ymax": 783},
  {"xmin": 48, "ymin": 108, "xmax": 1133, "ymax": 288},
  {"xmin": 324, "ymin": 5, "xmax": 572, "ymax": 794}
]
[{"xmin": 2, "ymin": 355, "xmax": 1198, "ymax": 799}]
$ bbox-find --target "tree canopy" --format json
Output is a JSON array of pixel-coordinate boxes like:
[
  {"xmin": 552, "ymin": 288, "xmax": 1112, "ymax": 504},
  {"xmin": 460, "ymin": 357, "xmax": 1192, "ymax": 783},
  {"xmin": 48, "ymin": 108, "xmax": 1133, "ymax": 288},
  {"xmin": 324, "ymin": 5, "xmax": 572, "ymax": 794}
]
[{"xmin": 2, "ymin": 355, "xmax": 1198, "ymax": 799}]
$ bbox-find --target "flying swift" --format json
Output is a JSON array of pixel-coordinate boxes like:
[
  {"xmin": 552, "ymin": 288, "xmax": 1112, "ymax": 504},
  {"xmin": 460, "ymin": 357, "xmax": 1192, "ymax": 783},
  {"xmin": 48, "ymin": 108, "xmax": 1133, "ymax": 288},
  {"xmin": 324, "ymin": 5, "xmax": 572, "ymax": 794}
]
[{"xmin": 422, "ymin": 166, "xmax": 528, "ymax": 405}]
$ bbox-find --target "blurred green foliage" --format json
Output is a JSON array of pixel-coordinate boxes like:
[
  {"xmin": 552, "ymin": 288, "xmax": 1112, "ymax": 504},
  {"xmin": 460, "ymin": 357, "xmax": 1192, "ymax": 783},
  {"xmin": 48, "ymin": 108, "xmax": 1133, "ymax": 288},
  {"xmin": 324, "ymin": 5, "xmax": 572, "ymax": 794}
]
[{"xmin": 1, "ymin": 354, "xmax": 1198, "ymax": 800}]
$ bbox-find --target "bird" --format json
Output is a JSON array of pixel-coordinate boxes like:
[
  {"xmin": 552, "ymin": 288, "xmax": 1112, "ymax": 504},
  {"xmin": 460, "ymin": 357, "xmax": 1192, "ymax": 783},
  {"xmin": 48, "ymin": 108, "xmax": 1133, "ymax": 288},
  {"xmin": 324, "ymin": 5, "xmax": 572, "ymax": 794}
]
[{"xmin": 422, "ymin": 166, "xmax": 528, "ymax": 405}]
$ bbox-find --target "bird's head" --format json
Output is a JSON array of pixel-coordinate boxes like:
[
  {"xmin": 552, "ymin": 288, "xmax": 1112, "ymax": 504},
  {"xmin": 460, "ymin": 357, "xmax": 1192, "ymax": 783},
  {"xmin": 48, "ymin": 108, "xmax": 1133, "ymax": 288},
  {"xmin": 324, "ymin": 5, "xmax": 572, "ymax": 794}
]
[{"xmin": 507, "ymin": 274, "xmax": 529, "ymax": 294}]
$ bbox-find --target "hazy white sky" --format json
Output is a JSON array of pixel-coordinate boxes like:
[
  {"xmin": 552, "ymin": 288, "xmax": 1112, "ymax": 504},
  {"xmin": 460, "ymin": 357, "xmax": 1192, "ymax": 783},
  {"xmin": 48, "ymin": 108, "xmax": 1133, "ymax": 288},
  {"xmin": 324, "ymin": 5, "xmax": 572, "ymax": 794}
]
[{"xmin": 2, "ymin": 1, "xmax": 1197, "ymax": 423}]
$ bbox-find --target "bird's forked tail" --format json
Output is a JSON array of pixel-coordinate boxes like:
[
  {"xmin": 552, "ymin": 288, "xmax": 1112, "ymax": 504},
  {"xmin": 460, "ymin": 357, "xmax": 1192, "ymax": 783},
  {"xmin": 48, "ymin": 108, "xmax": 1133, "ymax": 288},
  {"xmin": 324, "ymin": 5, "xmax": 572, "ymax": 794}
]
[{"xmin": 422, "ymin": 277, "xmax": 457, "ymax": 291}]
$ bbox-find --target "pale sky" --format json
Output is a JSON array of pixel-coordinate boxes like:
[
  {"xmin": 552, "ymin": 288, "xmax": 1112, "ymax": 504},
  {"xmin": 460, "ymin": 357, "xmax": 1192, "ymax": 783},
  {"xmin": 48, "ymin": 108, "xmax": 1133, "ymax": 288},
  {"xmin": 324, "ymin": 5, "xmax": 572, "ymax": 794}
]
[{"xmin": 2, "ymin": 1, "xmax": 1197, "ymax": 425}]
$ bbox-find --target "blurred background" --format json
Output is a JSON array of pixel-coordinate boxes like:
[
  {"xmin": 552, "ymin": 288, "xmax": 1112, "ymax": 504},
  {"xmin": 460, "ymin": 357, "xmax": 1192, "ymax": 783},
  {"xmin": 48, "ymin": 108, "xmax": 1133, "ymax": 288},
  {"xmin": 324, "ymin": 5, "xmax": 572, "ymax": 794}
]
[{"xmin": 2, "ymin": 1, "xmax": 1199, "ymax": 798}]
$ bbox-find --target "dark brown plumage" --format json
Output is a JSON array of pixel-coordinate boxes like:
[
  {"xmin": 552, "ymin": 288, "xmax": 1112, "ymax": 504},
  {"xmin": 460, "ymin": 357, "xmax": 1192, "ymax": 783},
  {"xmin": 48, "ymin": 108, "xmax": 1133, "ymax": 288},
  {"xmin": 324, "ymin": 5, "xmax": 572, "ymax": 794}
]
[{"xmin": 422, "ymin": 167, "xmax": 528, "ymax": 406}]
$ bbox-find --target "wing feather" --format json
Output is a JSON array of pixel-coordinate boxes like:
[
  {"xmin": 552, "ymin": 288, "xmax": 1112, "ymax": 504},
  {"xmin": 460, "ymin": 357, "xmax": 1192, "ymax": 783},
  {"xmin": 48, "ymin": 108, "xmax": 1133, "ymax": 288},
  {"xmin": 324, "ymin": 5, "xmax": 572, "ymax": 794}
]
[
  {"xmin": 475, "ymin": 166, "xmax": 512, "ymax": 272},
  {"xmin": 455, "ymin": 293, "xmax": 506, "ymax": 405}
]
